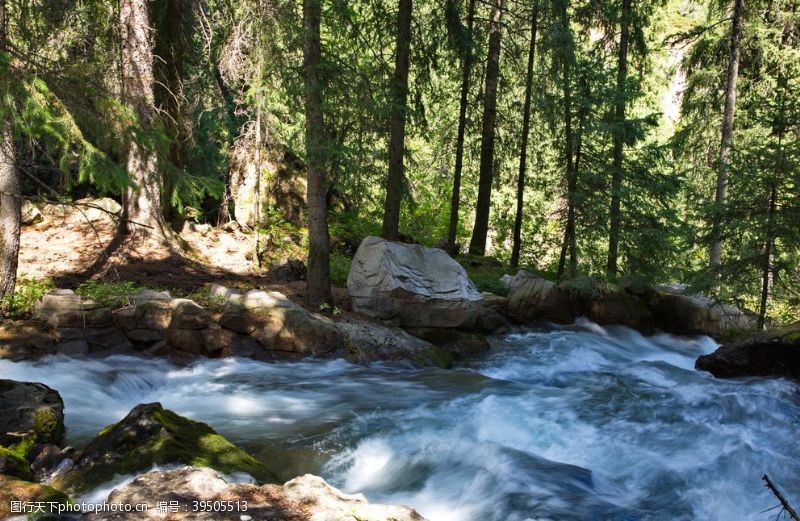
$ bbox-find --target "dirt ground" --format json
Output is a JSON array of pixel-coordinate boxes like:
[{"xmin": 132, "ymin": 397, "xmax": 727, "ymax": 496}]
[{"xmin": 18, "ymin": 204, "xmax": 352, "ymax": 311}]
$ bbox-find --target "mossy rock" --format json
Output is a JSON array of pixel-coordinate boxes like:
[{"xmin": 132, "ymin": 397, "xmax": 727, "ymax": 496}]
[
  {"xmin": 0, "ymin": 380, "xmax": 65, "ymax": 447},
  {"xmin": 52, "ymin": 403, "xmax": 279, "ymax": 493},
  {"xmin": 0, "ymin": 474, "xmax": 71, "ymax": 519},
  {"xmin": 0, "ymin": 444, "xmax": 33, "ymax": 481},
  {"xmin": 412, "ymin": 345, "xmax": 453, "ymax": 369}
]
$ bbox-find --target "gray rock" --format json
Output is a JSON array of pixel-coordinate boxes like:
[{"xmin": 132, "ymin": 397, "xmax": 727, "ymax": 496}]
[
  {"xmin": 347, "ymin": 236, "xmax": 484, "ymax": 328},
  {"xmin": 0, "ymin": 380, "xmax": 65, "ymax": 446},
  {"xmin": 267, "ymin": 257, "xmax": 307, "ymax": 282},
  {"xmin": 74, "ymin": 197, "xmax": 122, "ymax": 222},
  {"xmin": 21, "ymin": 200, "xmax": 43, "ymax": 225},
  {"xmin": 647, "ymin": 290, "xmax": 755, "ymax": 339},
  {"xmin": 81, "ymin": 467, "xmax": 426, "ymax": 521},
  {"xmin": 506, "ymin": 271, "xmax": 574, "ymax": 324},
  {"xmin": 57, "ymin": 340, "xmax": 89, "ymax": 356},
  {"xmin": 338, "ymin": 319, "xmax": 451, "ymax": 367}
]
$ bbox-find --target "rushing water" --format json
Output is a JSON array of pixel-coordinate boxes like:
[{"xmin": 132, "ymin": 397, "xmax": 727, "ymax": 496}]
[{"xmin": 2, "ymin": 320, "xmax": 799, "ymax": 521}]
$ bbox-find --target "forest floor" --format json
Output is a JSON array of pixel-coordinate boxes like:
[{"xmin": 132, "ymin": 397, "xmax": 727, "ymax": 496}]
[{"xmin": 20, "ymin": 207, "xmax": 353, "ymax": 311}]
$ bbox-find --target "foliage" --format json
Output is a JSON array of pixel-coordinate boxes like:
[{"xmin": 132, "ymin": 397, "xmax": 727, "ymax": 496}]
[
  {"xmin": 0, "ymin": 277, "xmax": 55, "ymax": 319},
  {"xmin": 75, "ymin": 280, "xmax": 143, "ymax": 308}
]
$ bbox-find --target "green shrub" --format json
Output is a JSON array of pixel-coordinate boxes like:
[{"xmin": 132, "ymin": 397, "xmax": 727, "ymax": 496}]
[
  {"xmin": 76, "ymin": 280, "xmax": 143, "ymax": 308},
  {"xmin": 0, "ymin": 277, "xmax": 55, "ymax": 319},
  {"xmin": 330, "ymin": 252, "xmax": 352, "ymax": 287}
]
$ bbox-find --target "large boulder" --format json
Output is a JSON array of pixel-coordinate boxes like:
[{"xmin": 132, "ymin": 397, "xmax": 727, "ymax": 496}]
[
  {"xmin": 51, "ymin": 402, "xmax": 279, "ymax": 493},
  {"xmin": 696, "ymin": 326, "xmax": 800, "ymax": 380},
  {"xmin": 647, "ymin": 290, "xmax": 755, "ymax": 339},
  {"xmin": 82, "ymin": 467, "xmax": 426, "ymax": 521},
  {"xmin": 505, "ymin": 271, "xmax": 574, "ymax": 324},
  {"xmin": 347, "ymin": 236, "xmax": 485, "ymax": 328},
  {"xmin": 0, "ymin": 380, "xmax": 65, "ymax": 447}
]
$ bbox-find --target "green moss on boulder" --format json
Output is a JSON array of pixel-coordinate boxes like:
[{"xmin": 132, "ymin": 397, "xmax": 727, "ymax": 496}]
[
  {"xmin": 52, "ymin": 403, "xmax": 280, "ymax": 493},
  {"xmin": 0, "ymin": 474, "xmax": 70, "ymax": 519}
]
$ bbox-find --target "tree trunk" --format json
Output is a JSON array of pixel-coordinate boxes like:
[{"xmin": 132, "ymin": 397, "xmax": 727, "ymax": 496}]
[
  {"xmin": 606, "ymin": 0, "xmax": 631, "ymax": 276},
  {"xmin": 446, "ymin": 0, "xmax": 477, "ymax": 248},
  {"xmin": 153, "ymin": 0, "xmax": 184, "ymax": 222},
  {"xmin": 709, "ymin": 0, "xmax": 744, "ymax": 275},
  {"xmin": 468, "ymin": 0, "xmax": 503, "ymax": 256},
  {"xmin": 303, "ymin": 0, "xmax": 332, "ymax": 307},
  {"xmin": 381, "ymin": 0, "xmax": 413, "ymax": 241},
  {"xmin": 510, "ymin": 2, "xmax": 538, "ymax": 268},
  {"xmin": 757, "ymin": 183, "xmax": 776, "ymax": 330},
  {"xmin": 0, "ymin": 0, "xmax": 20, "ymax": 299},
  {"xmin": 556, "ymin": 0, "xmax": 576, "ymax": 279},
  {"xmin": 120, "ymin": 0, "xmax": 164, "ymax": 234}
]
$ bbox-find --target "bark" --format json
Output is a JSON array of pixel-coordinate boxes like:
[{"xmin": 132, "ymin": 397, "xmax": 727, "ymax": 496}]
[
  {"xmin": 556, "ymin": 0, "xmax": 577, "ymax": 279},
  {"xmin": 153, "ymin": 0, "xmax": 184, "ymax": 221},
  {"xmin": 446, "ymin": 0, "xmax": 477, "ymax": 248},
  {"xmin": 303, "ymin": 0, "xmax": 332, "ymax": 307},
  {"xmin": 468, "ymin": 0, "xmax": 503, "ymax": 255},
  {"xmin": 606, "ymin": 0, "xmax": 632, "ymax": 276},
  {"xmin": 709, "ymin": 0, "xmax": 744, "ymax": 274},
  {"xmin": 381, "ymin": 0, "xmax": 413, "ymax": 241},
  {"xmin": 213, "ymin": 64, "xmax": 237, "ymax": 224},
  {"xmin": 120, "ymin": 0, "xmax": 164, "ymax": 234},
  {"xmin": 510, "ymin": 2, "xmax": 538, "ymax": 268},
  {"xmin": 757, "ymin": 183, "xmax": 776, "ymax": 330},
  {"xmin": 0, "ymin": 0, "xmax": 20, "ymax": 299}
]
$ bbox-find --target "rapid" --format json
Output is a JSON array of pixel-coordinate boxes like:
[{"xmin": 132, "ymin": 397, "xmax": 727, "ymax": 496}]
[{"xmin": 2, "ymin": 320, "xmax": 798, "ymax": 520}]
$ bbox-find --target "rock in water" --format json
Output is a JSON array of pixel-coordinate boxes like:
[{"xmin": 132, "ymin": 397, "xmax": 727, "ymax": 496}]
[
  {"xmin": 0, "ymin": 380, "xmax": 65, "ymax": 447},
  {"xmin": 51, "ymin": 402, "xmax": 279, "ymax": 493},
  {"xmin": 696, "ymin": 326, "xmax": 800, "ymax": 380},
  {"xmin": 505, "ymin": 271, "xmax": 574, "ymax": 324},
  {"xmin": 0, "ymin": 475, "xmax": 70, "ymax": 519},
  {"xmin": 347, "ymin": 236, "xmax": 484, "ymax": 328},
  {"xmin": 82, "ymin": 466, "xmax": 427, "ymax": 521},
  {"xmin": 647, "ymin": 290, "xmax": 755, "ymax": 340}
]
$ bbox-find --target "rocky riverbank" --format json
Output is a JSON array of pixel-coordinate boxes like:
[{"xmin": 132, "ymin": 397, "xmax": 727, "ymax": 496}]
[{"xmin": 0, "ymin": 379, "xmax": 425, "ymax": 520}]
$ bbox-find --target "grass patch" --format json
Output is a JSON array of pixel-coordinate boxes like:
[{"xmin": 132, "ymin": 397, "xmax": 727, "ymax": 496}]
[
  {"xmin": 330, "ymin": 252, "xmax": 352, "ymax": 288},
  {"xmin": 75, "ymin": 280, "xmax": 143, "ymax": 308}
]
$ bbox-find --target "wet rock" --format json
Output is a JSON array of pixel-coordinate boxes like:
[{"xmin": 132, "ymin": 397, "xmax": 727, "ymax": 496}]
[
  {"xmin": 0, "ymin": 380, "xmax": 65, "ymax": 447},
  {"xmin": 404, "ymin": 327, "xmax": 490, "ymax": 361},
  {"xmin": 578, "ymin": 291, "xmax": 653, "ymax": 332},
  {"xmin": 51, "ymin": 403, "xmax": 279, "ymax": 494},
  {"xmin": 696, "ymin": 326, "xmax": 800, "ymax": 380},
  {"xmin": 347, "ymin": 236, "xmax": 485, "ymax": 328},
  {"xmin": 337, "ymin": 318, "xmax": 452, "ymax": 367},
  {"xmin": 81, "ymin": 467, "xmax": 426, "ymax": 521},
  {"xmin": 506, "ymin": 271, "xmax": 574, "ymax": 324},
  {"xmin": 57, "ymin": 339, "xmax": 89, "ymax": 356},
  {"xmin": 647, "ymin": 290, "xmax": 755, "ymax": 340},
  {"xmin": 268, "ymin": 257, "xmax": 307, "ymax": 282},
  {"xmin": 0, "ymin": 446, "xmax": 32, "ymax": 480},
  {"xmin": 0, "ymin": 475, "xmax": 70, "ymax": 520},
  {"xmin": 0, "ymin": 321, "xmax": 56, "ymax": 361},
  {"xmin": 29, "ymin": 443, "xmax": 72, "ymax": 481}
]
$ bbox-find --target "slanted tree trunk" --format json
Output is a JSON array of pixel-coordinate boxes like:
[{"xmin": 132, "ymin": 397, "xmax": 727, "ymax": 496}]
[
  {"xmin": 468, "ymin": 0, "xmax": 503, "ymax": 256},
  {"xmin": 120, "ymin": 0, "xmax": 164, "ymax": 234},
  {"xmin": 709, "ymin": 0, "xmax": 744, "ymax": 275},
  {"xmin": 0, "ymin": 0, "xmax": 20, "ymax": 299},
  {"xmin": 606, "ymin": 0, "xmax": 632, "ymax": 276},
  {"xmin": 556, "ymin": 0, "xmax": 577, "ymax": 279},
  {"xmin": 153, "ymin": 0, "xmax": 184, "ymax": 222},
  {"xmin": 446, "ymin": 0, "xmax": 477, "ymax": 249},
  {"xmin": 303, "ymin": 0, "xmax": 332, "ymax": 307},
  {"xmin": 381, "ymin": 0, "xmax": 413, "ymax": 241},
  {"xmin": 510, "ymin": 2, "xmax": 538, "ymax": 268}
]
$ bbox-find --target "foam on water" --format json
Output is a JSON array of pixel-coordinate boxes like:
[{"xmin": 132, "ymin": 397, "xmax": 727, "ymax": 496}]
[{"xmin": 1, "ymin": 322, "xmax": 798, "ymax": 520}]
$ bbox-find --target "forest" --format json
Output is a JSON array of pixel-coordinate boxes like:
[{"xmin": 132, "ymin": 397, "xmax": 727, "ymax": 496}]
[
  {"xmin": 1, "ymin": 0, "xmax": 800, "ymax": 518},
  {"xmin": 0, "ymin": 0, "xmax": 798, "ymax": 326}
]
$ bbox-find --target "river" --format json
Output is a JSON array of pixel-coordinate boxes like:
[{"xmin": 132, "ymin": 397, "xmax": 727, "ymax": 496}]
[{"xmin": 2, "ymin": 320, "xmax": 798, "ymax": 520}]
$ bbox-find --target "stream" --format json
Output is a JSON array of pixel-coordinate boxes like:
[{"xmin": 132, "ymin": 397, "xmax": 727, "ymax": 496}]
[{"xmin": 2, "ymin": 320, "xmax": 798, "ymax": 520}]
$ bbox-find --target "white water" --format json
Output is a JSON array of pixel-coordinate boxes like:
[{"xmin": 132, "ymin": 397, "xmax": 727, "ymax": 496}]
[{"xmin": 2, "ymin": 321, "xmax": 798, "ymax": 520}]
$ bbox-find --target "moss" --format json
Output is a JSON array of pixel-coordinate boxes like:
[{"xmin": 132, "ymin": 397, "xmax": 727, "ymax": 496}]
[
  {"xmin": 412, "ymin": 346, "xmax": 453, "ymax": 369},
  {"xmin": 53, "ymin": 405, "xmax": 280, "ymax": 493},
  {"xmin": 0, "ymin": 379, "xmax": 16, "ymax": 393},
  {"xmin": 0, "ymin": 445, "xmax": 33, "ymax": 481},
  {"xmin": 33, "ymin": 408, "xmax": 64, "ymax": 445},
  {"xmin": 783, "ymin": 331, "xmax": 800, "ymax": 343},
  {"xmin": 0, "ymin": 475, "xmax": 71, "ymax": 520}
]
